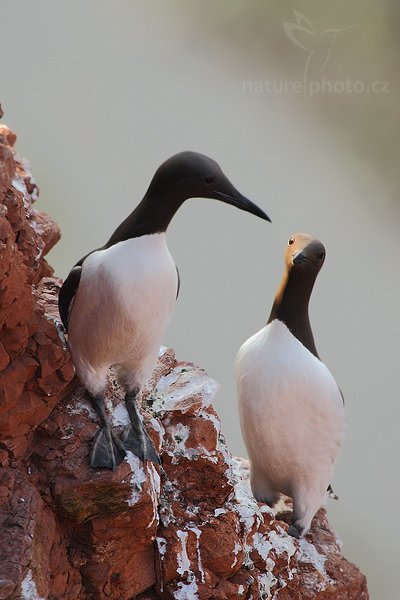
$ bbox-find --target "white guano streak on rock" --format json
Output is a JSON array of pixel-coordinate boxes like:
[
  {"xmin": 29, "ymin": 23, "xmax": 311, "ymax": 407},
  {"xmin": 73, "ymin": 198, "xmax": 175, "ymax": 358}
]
[
  {"xmin": 268, "ymin": 528, "xmax": 297, "ymax": 560},
  {"xmin": 198, "ymin": 445, "xmax": 218, "ymax": 463},
  {"xmin": 167, "ymin": 422, "xmax": 218, "ymax": 464},
  {"xmin": 158, "ymin": 345, "xmax": 168, "ymax": 358},
  {"xmin": 230, "ymin": 540, "xmax": 242, "ymax": 569},
  {"xmin": 201, "ymin": 404, "xmax": 266, "ymax": 540},
  {"xmin": 191, "ymin": 526, "xmax": 205, "ymax": 583},
  {"xmin": 170, "ymin": 422, "xmax": 190, "ymax": 459},
  {"xmin": 201, "ymin": 410, "xmax": 221, "ymax": 435},
  {"xmin": 251, "ymin": 533, "xmax": 280, "ymax": 598},
  {"xmin": 226, "ymin": 454, "xmax": 265, "ymax": 535},
  {"xmin": 159, "ymin": 367, "xmax": 222, "ymax": 465},
  {"xmin": 156, "ymin": 536, "xmax": 167, "ymax": 556},
  {"xmin": 156, "ymin": 370, "xmax": 179, "ymax": 394},
  {"xmin": 174, "ymin": 580, "xmax": 199, "ymax": 600},
  {"xmin": 253, "ymin": 532, "xmax": 273, "ymax": 561},
  {"xmin": 233, "ymin": 475, "xmax": 261, "ymax": 532},
  {"xmin": 146, "ymin": 463, "xmax": 161, "ymax": 528},
  {"xmin": 125, "ymin": 452, "xmax": 146, "ymax": 506},
  {"xmin": 257, "ymin": 571, "xmax": 278, "ymax": 599},
  {"xmin": 176, "ymin": 530, "xmax": 191, "ymax": 576},
  {"xmin": 21, "ymin": 570, "xmax": 45, "ymax": 600},
  {"xmin": 298, "ymin": 537, "xmax": 333, "ymax": 591},
  {"xmin": 107, "ymin": 401, "xmax": 130, "ymax": 427},
  {"xmin": 12, "ymin": 173, "xmax": 30, "ymax": 210},
  {"xmin": 149, "ymin": 416, "xmax": 165, "ymax": 438},
  {"xmin": 268, "ymin": 527, "xmax": 298, "ymax": 588},
  {"xmin": 154, "ymin": 367, "xmax": 219, "ymax": 414},
  {"xmin": 225, "ymin": 452, "xmax": 296, "ymax": 591},
  {"xmin": 174, "ymin": 528, "xmax": 210, "ymax": 597},
  {"xmin": 156, "ymin": 536, "xmax": 168, "ymax": 593}
]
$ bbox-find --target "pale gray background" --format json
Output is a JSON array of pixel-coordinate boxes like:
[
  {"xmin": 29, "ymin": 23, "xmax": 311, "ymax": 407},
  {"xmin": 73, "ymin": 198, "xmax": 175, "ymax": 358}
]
[{"xmin": 2, "ymin": 2, "xmax": 399, "ymax": 598}]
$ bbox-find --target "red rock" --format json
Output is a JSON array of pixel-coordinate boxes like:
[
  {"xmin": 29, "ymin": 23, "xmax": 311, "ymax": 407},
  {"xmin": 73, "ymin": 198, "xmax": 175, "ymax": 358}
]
[
  {"xmin": 78, "ymin": 507, "xmax": 157, "ymax": 599},
  {"xmin": 0, "ymin": 144, "xmax": 15, "ymax": 198},
  {"xmin": 0, "ymin": 129, "xmax": 74, "ymax": 463},
  {"xmin": 0, "ymin": 341, "xmax": 10, "ymax": 371},
  {"xmin": 31, "ymin": 210, "xmax": 61, "ymax": 255},
  {"xmin": 0, "ymin": 467, "xmax": 83, "ymax": 599},
  {"xmin": 0, "ymin": 125, "xmax": 17, "ymax": 147},
  {"xmin": 30, "ymin": 382, "xmax": 161, "ymax": 598}
]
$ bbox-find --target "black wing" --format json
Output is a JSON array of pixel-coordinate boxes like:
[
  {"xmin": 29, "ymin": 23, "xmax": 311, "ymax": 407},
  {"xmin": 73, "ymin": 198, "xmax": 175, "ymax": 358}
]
[
  {"xmin": 339, "ymin": 388, "xmax": 345, "ymax": 405},
  {"xmin": 58, "ymin": 246, "xmax": 99, "ymax": 331},
  {"xmin": 176, "ymin": 265, "xmax": 181, "ymax": 300},
  {"xmin": 58, "ymin": 266, "xmax": 82, "ymax": 331}
]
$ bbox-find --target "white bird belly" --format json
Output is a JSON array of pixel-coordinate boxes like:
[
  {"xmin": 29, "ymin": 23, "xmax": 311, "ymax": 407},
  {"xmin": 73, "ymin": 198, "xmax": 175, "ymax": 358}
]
[
  {"xmin": 68, "ymin": 233, "xmax": 178, "ymax": 393},
  {"xmin": 235, "ymin": 320, "xmax": 345, "ymax": 499}
]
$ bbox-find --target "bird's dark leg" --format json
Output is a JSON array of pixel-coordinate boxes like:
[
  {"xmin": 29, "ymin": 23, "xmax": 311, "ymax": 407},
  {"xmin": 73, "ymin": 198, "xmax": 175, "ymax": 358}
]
[
  {"xmin": 90, "ymin": 395, "xmax": 126, "ymax": 470},
  {"xmin": 287, "ymin": 521, "xmax": 305, "ymax": 539},
  {"xmin": 122, "ymin": 390, "xmax": 160, "ymax": 464}
]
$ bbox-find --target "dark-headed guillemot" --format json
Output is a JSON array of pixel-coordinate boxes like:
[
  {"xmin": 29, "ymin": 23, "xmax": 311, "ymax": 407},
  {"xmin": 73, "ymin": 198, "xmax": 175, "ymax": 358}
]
[
  {"xmin": 235, "ymin": 233, "xmax": 345, "ymax": 538},
  {"xmin": 59, "ymin": 151, "xmax": 270, "ymax": 470}
]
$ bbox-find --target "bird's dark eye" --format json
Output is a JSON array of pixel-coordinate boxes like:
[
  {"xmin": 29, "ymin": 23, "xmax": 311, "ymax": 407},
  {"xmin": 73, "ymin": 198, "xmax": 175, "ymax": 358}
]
[
  {"xmin": 317, "ymin": 251, "xmax": 325, "ymax": 260},
  {"xmin": 288, "ymin": 237, "xmax": 295, "ymax": 245},
  {"xmin": 204, "ymin": 176, "xmax": 215, "ymax": 184}
]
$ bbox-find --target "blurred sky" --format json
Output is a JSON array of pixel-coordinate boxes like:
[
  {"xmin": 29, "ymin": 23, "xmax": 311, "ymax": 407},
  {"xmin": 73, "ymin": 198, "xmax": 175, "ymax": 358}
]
[{"xmin": 1, "ymin": 2, "xmax": 399, "ymax": 598}]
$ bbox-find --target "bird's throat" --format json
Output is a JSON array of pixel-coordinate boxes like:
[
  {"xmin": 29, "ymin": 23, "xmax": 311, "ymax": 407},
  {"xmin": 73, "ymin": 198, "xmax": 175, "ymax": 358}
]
[{"xmin": 268, "ymin": 269, "xmax": 319, "ymax": 358}]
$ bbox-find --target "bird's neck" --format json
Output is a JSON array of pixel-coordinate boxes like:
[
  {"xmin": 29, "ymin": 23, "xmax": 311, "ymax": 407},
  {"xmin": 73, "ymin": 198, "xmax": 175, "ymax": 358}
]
[
  {"xmin": 268, "ymin": 269, "xmax": 319, "ymax": 358},
  {"xmin": 105, "ymin": 187, "xmax": 185, "ymax": 247}
]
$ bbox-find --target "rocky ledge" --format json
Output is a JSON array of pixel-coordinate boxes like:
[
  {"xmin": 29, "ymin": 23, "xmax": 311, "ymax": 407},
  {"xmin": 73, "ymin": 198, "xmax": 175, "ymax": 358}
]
[{"xmin": 0, "ymin": 115, "xmax": 368, "ymax": 599}]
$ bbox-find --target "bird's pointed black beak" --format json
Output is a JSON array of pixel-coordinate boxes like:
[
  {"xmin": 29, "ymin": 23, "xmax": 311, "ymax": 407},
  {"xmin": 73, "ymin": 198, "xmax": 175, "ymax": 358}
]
[
  {"xmin": 211, "ymin": 190, "xmax": 271, "ymax": 222},
  {"xmin": 292, "ymin": 251, "xmax": 308, "ymax": 266}
]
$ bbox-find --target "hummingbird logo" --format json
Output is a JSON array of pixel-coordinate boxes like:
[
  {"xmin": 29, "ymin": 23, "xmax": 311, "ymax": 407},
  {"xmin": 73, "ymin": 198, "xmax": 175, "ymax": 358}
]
[{"xmin": 283, "ymin": 11, "xmax": 356, "ymax": 83}]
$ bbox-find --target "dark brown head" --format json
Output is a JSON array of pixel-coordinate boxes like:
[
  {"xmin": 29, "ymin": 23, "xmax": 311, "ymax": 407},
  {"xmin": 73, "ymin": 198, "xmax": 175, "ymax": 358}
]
[
  {"xmin": 285, "ymin": 233, "xmax": 326, "ymax": 275},
  {"xmin": 268, "ymin": 233, "xmax": 326, "ymax": 358}
]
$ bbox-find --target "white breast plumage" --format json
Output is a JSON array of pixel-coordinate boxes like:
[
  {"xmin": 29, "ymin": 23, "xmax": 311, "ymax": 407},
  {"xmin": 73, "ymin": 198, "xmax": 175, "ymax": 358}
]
[
  {"xmin": 235, "ymin": 319, "xmax": 345, "ymax": 535},
  {"xmin": 67, "ymin": 233, "xmax": 178, "ymax": 395}
]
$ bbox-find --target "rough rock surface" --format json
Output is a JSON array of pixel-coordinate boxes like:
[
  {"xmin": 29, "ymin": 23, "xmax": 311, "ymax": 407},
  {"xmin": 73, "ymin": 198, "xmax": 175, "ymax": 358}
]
[
  {"xmin": 0, "ymin": 116, "xmax": 368, "ymax": 599},
  {"xmin": 0, "ymin": 120, "xmax": 74, "ymax": 465}
]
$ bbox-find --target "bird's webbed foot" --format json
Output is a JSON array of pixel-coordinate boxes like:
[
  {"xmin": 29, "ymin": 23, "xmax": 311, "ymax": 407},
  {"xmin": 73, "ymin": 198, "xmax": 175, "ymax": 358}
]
[
  {"xmin": 123, "ymin": 390, "xmax": 161, "ymax": 465},
  {"xmin": 89, "ymin": 394, "xmax": 126, "ymax": 470},
  {"xmin": 90, "ymin": 426, "xmax": 126, "ymax": 470},
  {"xmin": 287, "ymin": 522, "xmax": 305, "ymax": 539},
  {"xmin": 122, "ymin": 423, "xmax": 160, "ymax": 464}
]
